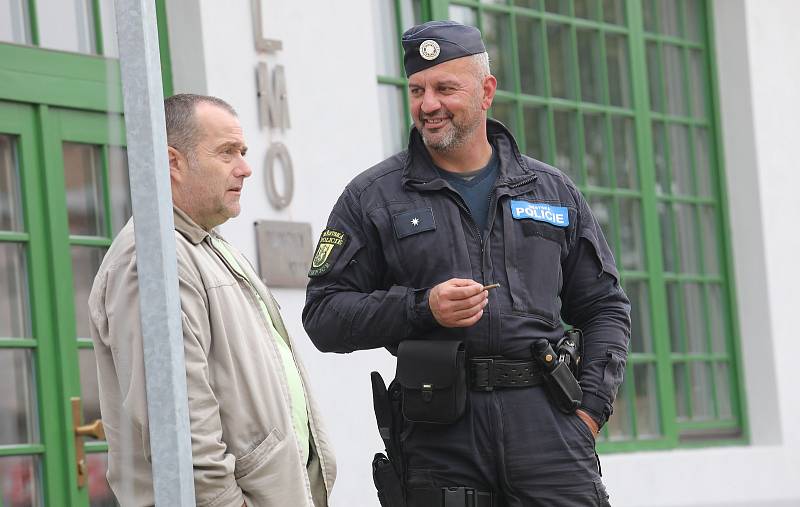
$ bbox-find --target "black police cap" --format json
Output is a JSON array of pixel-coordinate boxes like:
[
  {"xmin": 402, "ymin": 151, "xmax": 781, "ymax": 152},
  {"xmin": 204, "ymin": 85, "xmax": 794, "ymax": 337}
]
[{"xmin": 401, "ymin": 20, "xmax": 486, "ymax": 77}]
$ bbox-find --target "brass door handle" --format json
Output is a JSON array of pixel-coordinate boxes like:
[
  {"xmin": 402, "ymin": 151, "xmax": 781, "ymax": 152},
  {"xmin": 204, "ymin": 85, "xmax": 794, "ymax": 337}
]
[{"xmin": 71, "ymin": 397, "xmax": 105, "ymax": 488}]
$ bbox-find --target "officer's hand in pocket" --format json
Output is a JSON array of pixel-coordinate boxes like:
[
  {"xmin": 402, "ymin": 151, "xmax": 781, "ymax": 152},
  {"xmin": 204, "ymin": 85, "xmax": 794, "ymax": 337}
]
[{"xmin": 429, "ymin": 278, "xmax": 488, "ymax": 328}]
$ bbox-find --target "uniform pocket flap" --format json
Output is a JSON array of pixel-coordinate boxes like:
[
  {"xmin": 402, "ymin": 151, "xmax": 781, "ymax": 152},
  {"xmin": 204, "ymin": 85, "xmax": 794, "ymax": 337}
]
[{"xmin": 396, "ymin": 340, "xmax": 464, "ymax": 389}]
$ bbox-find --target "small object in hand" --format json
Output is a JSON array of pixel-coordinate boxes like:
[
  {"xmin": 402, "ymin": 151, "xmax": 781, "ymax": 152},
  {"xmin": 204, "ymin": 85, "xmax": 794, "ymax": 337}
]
[{"xmin": 482, "ymin": 283, "xmax": 500, "ymax": 291}]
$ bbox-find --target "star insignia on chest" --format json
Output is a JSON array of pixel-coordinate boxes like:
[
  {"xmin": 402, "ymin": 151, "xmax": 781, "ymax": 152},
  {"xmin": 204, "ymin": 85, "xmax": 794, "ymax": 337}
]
[{"xmin": 411, "ymin": 217, "xmax": 420, "ymax": 227}]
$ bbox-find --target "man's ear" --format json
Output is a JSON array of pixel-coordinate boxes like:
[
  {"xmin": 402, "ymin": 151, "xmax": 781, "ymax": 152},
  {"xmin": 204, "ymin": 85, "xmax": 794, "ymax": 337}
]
[
  {"xmin": 481, "ymin": 74, "xmax": 498, "ymax": 111},
  {"xmin": 168, "ymin": 146, "xmax": 184, "ymax": 182}
]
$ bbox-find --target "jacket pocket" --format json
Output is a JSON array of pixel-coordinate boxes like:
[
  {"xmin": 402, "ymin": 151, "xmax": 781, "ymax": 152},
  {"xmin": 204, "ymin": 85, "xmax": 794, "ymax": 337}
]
[
  {"xmin": 503, "ymin": 208, "xmax": 566, "ymax": 323},
  {"xmin": 234, "ymin": 427, "xmax": 284, "ymax": 480}
]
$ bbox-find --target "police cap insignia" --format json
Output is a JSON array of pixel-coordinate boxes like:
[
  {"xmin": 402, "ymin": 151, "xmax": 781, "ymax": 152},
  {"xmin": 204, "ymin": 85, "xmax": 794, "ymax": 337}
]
[
  {"xmin": 308, "ymin": 228, "xmax": 349, "ymax": 277},
  {"xmin": 401, "ymin": 20, "xmax": 486, "ymax": 77}
]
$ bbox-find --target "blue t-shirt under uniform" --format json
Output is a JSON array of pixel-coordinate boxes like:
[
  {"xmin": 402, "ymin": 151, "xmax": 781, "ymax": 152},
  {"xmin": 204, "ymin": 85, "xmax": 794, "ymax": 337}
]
[{"xmin": 436, "ymin": 147, "xmax": 499, "ymax": 234}]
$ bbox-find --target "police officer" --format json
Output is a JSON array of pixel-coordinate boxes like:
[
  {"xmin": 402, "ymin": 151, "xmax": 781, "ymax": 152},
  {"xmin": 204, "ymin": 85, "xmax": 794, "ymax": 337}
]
[{"xmin": 303, "ymin": 21, "xmax": 630, "ymax": 507}]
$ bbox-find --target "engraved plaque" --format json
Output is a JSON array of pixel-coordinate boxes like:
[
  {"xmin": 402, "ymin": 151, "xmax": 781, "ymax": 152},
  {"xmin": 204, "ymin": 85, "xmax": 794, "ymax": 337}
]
[{"xmin": 254, "ymin": 220, "xmax": 313, "ymax": 288}]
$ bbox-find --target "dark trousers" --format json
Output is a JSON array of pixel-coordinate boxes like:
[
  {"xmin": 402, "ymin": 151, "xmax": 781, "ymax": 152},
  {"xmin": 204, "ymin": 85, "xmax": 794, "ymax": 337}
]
[{"xmin": 402, "ymin": 387, "xmax": 611, "ymax": 507}]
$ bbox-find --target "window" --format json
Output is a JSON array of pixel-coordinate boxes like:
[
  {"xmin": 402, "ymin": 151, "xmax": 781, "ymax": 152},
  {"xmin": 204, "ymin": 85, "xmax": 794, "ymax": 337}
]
[{"xmin": 373, "ymin": 0, "xmax": 742, "ymax": 451}]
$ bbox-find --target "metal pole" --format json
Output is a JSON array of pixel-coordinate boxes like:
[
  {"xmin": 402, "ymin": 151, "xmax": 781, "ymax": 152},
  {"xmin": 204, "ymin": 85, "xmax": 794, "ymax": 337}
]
[{"xmin": 114, "ymin": 0, "xmax": 196, "ymax": 504}]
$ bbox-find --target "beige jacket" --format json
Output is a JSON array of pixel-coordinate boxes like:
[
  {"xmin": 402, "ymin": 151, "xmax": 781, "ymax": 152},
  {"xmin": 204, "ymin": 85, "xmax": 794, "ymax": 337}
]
[{"xmin": 89, "ymin": 208, "xmax": 336, "ymax": 507}]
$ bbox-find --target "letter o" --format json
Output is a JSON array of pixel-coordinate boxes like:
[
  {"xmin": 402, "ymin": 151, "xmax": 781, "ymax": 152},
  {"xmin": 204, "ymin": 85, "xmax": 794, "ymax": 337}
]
[{"xmin": 264, "ymin": 142, "xmax": 294, "ymax": 209}]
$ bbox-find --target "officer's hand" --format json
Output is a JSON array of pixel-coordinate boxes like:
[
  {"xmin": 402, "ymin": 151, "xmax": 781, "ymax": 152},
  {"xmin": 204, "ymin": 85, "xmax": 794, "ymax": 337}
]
[
  {"xmin": 576, "ymin": 409, "xmax": 600, "ymax": 438},
  {"xmin": 429, "ymin": 278, "xmax": 488, "ymax": 328}
]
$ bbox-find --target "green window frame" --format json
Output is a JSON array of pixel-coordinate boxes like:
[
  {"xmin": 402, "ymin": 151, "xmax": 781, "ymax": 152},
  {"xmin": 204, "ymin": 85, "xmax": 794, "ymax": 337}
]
[{"xmin": 374, "ymin": 0, "xmax": 744, "ymax": 453}]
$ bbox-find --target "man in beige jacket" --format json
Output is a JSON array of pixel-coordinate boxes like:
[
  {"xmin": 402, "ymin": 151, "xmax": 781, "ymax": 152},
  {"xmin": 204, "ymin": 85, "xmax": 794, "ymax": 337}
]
[{"xmin": 89, "ymin": 94, "xmax": 335, "ymax": 506}]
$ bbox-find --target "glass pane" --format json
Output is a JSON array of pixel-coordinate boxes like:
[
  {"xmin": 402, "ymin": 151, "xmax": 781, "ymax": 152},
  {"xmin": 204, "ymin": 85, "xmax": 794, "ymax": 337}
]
[
  {"xmin": 605, "ymin": 370, "xmax": 632, "ymax": 441},
  {"xmin": 0, "ymin": 0, "xmax": 31, "ymax": 44},
  {"xmin": 0, "ymin": 349, "xmax": 38, "ymax": 445},
  {"xmin": 669, "ymin": 123, "xmax": 691, "ymax": 195},
  {"xmin": 0, "ymin": 242, "xmax": 30, "ymax": 338},
  {"xmin": 544, "ymin": 0, "xmax": 570, "ymax": 14},
  {"xmin": 576, "ymin": 29, "xmax": 602, "ymax": 104},
  {"xmin": 583, "ymin": 113, "xmax": 610, "ymax": 187},
  {"xmin": 574, "ymin": 0, "xmax": 599, "ymax": 20},
  {"xmin": 657, "ymin": 0, "xmax": 680, "ymax": 37},
  {"xmin": 689, "ymin": 361, "xmax": 713, "ymax": 420},
  {"xmin": 373, "ymin": 0, "xmax": 400, "ymax": 77},
  {"xmin": 606, "ymin": 34, "xmax": 631, "ymax": 108},
  {"xmin": 664, "ymin": 44, "xmax": 687, "ymax": 116},
  {"xmin": 689, "ymin": 50, "xmax": 707, "ymax": 118},
  {"xmin": 399, "ymin": 0, "xmax": 423, "ymax": 28},
  {"xmin": 633, "ymin": 363, "xmax": 660, "ymax": 438},
  {"xmin": 625, "ymin": 280, "xmax": 652, "ymax": 353},
  {"xmin": 652, "ymin": 122, "xmax": 669, "ymax": 194},
  {"xmin": 490, "ymin": 100, "xmax": 517, "ymax": 137},
  {"xmin": 613, "ymin": 116, "xmax": 638, "ymax": 189},
  {"xmin": 63, "ymin": 142, "xmax": 106, "ymax": 237},
  {"xmin": 547, "ymin": 23, "xmax": 576, "ymax": 100},
  {"xmin": 642, "ymin": 0, "xmax": 657, "ymax": 33},
  {"xmin": 481, "ymin": 0, "xmax": 507, "ymax": 4},
  {"xmin": 685, "ymin": 0, "xmax": 704, "ymax": 43},
  {"xmin": 700, "ymin": 205, "xmax": 720, "ymax": 275},
  {"xmin": 619, "ymin": 198, "xmax": 645, "ymax": 271},
  {"xmin": 553, "ymin": 110, "xmax": 580, "ymax": 182},
  {"xmin": 483, "ymin": 11, "xmax": 514, "ymax": 91},
  {"xmin": 37, "ymin": 0, "xmax": 96, "ymax": 54},
  {"xmin": 378, "ymin": 85, "xmax": 405, "ymax": 159},
  {"xmin": 0, "ymin": 455, "xmax": 42, "ymax": 506},
  {"xmin": 79, "ymin": 349, "xmax": 103, "ymax": 442},
  {"xmin": 588, "ymin": 195, "xmax": 615, "ymax": 247},
  {"xmin": 673, "ymin": 362, "xmax": 688, "ymax": 421},
  {"xmin": 694, "ymin": 127, "xmax": 712, "ymax": 197},
  {"xmin": 108, "ymin": 146, "xmax": 132, "ymax": 236},
  {"xmin": 675, "ymin": 203, "xmax": 700, "ymax": 273},
  {"xmin": 658, "ymin": 201, "xmax": 676, "ymax": 272},
  {"xmin": 449, "ymin": 5, "xmax": 478, "ymax": 27},
  {"xmin": 514, "ymin": 0, "xmax": 539, "ymax": 7},
  {"xmin": 646, "ymin": 42, "xmax": 663, "ymax": 113},
  {"xmin": 0, "ymin": 135, "xmax": 24, "ymax": 232},
  {"xmin": 517, "ymin": 15, "xmax": 546, "ymax": 97},
  {"xmin": 71, "ymin": 246, "xmax": 106, "ymax": 339},
  {"xmin": 714, "ymin": 362, "xmax": 733, "ymax": 419},
  {"xmin": 522, "ymin": 105, "xmax": 549, "ymax": 161},
  {"xmin": 87, "ymin": 453, "xmax": 118, "ymax": 506},
  {"xmin": 603, "ymin": 0, "xmax": 625, "ymax": 24},
  {"xmin": 98, "ymin": 0, "xmax": 118, "ymax": 57},
  {"xmin": 708, "ymin": 284, "xmax": 726, "ymax": 354},
  {"xmin": 683, "ymin": 283, "xmax": 704, "ymax": 353},
  {"xmin": 667, "ymin": 282, "xmax": 683, "ymax": 352}
]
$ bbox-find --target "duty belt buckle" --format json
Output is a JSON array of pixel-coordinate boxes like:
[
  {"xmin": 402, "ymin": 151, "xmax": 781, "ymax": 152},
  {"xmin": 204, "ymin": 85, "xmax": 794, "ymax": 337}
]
[
  {"xmin": 472, "ymin": 358, "xmax": 495, "ymax": 392},
  {"xmin": 443, "ymin": 487, "xmax": 476, "ymax": 507}
]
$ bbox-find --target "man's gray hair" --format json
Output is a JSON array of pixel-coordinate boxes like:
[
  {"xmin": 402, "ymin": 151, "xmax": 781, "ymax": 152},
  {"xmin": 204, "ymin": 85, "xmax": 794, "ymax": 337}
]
[
  {"xmin": 470, "ymin": 52, "xmax": 491, "ymax": 83},
  {"xmin": 164, "ymin": 94, "xmax": 237, "ymax": 156}
]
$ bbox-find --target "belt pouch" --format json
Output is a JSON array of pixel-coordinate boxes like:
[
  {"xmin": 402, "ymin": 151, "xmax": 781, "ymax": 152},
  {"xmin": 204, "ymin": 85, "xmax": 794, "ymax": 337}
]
[{"xmin": 396, "ymin": 340, "xmax": 466, "ymax": 424}]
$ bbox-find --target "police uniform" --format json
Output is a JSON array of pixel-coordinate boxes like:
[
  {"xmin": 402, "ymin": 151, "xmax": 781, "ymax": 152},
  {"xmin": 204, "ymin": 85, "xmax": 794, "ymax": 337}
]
[{"xmin": 303, "ymin": 21, "xmax": 630, "ymax": 507}]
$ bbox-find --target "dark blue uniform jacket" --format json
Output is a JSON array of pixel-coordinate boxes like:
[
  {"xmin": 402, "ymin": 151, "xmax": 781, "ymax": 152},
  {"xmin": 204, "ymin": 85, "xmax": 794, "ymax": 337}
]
[{"xmin": 303, "ymin": 120, "xmax": 631, "ymax": 425}]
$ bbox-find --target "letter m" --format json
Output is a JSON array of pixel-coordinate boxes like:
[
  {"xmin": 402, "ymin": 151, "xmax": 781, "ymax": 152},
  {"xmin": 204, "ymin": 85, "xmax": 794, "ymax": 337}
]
[{"xmin": 257, "ymin": 62, "xmax": 291, "ymax": 131}]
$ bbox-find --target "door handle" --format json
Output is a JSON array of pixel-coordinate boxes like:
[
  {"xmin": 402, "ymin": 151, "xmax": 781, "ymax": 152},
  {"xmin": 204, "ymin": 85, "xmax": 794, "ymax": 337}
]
[{"xmin": 71, "ymin": 397, "xmax": 105, "ymax": 488}]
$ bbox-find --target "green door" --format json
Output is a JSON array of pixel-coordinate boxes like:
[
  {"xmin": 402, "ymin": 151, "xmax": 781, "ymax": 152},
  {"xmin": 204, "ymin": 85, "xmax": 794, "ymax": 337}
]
[{"xmin": 0, "ymin": 100, "xmax": 130, "ymax": 506}]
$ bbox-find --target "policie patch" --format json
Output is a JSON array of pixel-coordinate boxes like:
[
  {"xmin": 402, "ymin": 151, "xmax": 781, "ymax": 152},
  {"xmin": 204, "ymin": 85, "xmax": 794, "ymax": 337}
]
[
  {"xmin": 510, "ymin": 200, "xmax": 569, "ymax": 227},
  {"xmin": 308, "ymin": 229, "xmax": 348, "ymax": 277}
]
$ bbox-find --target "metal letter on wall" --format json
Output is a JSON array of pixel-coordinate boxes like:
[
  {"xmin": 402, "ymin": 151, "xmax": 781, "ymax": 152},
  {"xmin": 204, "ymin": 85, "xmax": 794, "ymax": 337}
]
[
  {"xmin": 254, "ymin": 220, "xmax": 313, "ymax": 287},
  {"xmin": 251, "ymin": 0, "xmax": 282, "ymax": 53},
  {"xmin": 264, "ymin": 142, "xmax": 294, "ymax": 209},
  {"xmin": 257, "ymin": 62, "xmax": 291, "ymax": 131}
]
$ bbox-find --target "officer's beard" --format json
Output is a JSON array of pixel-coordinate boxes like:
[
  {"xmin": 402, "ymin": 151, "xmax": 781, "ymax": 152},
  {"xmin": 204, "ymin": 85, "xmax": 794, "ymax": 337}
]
[{"xmin": 420, "ymin": 98, "xmax": 484, "ymax": 154}]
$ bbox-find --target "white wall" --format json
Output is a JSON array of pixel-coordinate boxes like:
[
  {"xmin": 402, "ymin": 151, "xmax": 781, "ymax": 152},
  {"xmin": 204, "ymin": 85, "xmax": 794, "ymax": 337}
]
[{"xmin": 167, "ymin": 0, "xmax": 800, "ymax": 505}]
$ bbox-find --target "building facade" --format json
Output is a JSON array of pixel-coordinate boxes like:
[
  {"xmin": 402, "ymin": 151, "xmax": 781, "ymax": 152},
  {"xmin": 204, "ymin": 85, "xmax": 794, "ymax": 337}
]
[{"xmin": 0, "ymin": 0, "xmax": 798, "ymax": 505}]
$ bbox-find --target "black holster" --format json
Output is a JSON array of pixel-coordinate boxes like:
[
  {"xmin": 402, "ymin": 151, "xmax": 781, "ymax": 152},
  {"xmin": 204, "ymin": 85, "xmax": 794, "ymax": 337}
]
[
  {"xmin": 373, "ymin": 452, "xmax": 405, "ymax": 507},
  {"xmin": 371, "ymin": 371, "xmax": 406, "ymax": 507},
  {"xmin": 533, "ymin": 335, "xmax": 583, "ymax": 414}
]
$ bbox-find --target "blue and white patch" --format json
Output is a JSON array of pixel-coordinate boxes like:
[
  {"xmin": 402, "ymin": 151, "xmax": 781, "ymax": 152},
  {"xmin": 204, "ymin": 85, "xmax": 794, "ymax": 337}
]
[{"xmin": 510, "ymin": 200, "xmax": 569, "ymax": 227}]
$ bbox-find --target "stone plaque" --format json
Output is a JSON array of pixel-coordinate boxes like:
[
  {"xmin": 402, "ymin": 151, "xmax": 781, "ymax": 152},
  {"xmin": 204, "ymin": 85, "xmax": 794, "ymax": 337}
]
[{"xmin": 254, "ymin": 220, "xmax": 313, "ymax": 288}]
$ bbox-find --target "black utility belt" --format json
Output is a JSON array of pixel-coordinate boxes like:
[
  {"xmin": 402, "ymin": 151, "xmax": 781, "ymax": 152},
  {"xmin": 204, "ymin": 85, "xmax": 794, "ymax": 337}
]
[{"xmin": 395, "ymin": 333, "xmax": 584, "ymax": 425}]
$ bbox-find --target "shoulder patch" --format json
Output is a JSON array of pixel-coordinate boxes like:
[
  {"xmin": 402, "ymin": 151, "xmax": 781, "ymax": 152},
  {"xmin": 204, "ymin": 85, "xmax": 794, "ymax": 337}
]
[
  {"xmin": 308, "ymin": 229, "xmax": 348, "ymax": 277},
  {"xmin": 510, "ymin": 200, "xmax": 569, "ymax": 227}
]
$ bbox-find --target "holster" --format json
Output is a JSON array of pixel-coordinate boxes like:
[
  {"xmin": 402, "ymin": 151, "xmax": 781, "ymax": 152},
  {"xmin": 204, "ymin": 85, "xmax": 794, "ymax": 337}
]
[
  {"xmin": 533, "ymin": 338, "xmax": 583, "ymax": 414},
  {"xmin": 371, "ymin": 372, "xmax": 406, "ymax": 506},
  {"xmin": 373, "ymin": 452, "xmax": 405, "ymax": 507},
  {"xmin": 396, "ymin": 340, "xmax": 467, "ymax": 424}
]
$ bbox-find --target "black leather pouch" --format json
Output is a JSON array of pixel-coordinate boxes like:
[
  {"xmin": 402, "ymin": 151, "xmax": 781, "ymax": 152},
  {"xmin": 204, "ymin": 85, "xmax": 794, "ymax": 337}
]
[{"xmin": 396, "ymin": 340, "xmax": 466, "ymax": 424}]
